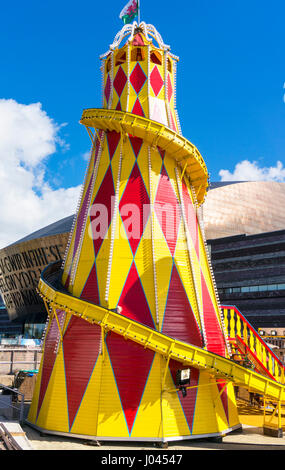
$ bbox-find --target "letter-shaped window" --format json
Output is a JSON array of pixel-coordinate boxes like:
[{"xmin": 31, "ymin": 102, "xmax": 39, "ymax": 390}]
[
  {"xmin": 106, "ymin": 57, "xmax": 111, "ymax": 73},
  {"xmin": 115, "ymin": 50, "xmax": 126, "ymax": 66},
  {"xmin": 131, "ymin": 47, "xmax": 145, "ymax": 62},
  {"xmin": 150, "ymin": 51, "xmax": 162, "ymax": 65}
]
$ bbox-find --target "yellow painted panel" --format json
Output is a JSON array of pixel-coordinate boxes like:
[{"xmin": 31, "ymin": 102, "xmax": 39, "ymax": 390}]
[
  {"xmin": 152, "ymin": 215, "xmax": 173, "ymax": 328},
  {"xmin": 97, "ymin": 349, "xmax": 129, "ymax": 438},
  {"xmin": 162, "ymin": 363, "xmax": 190, "ymax": 438},
  {"xmin": 149, "ymin": 149, "xmax": 163, "ymax": 201},
  {"xmin": 173, "ymin": 221, "xmax": 201, "ymax": 330},
  {"xmin": 72, "ymin": 220, "xmax": 96, "ymax": 298},
  {"xmin": 62, "ymin": 230, "xmax": 75, "ymax": 286},
  {"xmin": 136, "ymin": 142, "xmax": 149, "ymax": 194},
  {"xmin": 27, "ymin": 342, "xmax": 45, "ymax": 424},
  {"xmin": 162, "ymin": 155, "xmax": 180, "ymax": 200},
  {"xmin": 71, "ymin": 355, "xmax": 103, "ymax": 436},
  {"xmin": 131, "ymin": 354, "xmax": 163, "ymax": 438},
  {"xmin": 89, "ymin": 143, "xmax": 110, "ymax": 204},
  {"xmin": 36, "ymin": 346, "xmax": 69, "ymax": 433},
  {"xmin": 107, "ymin": 213, "xmax": 134, "ymax": 308},
  {"xmin": 198, "ymin": 226, "xmax": 224, "ymax": 332},
  {"xmin": 95, "ymin": 225, "xmax": 112, "ymax": 308},
  {"xmin": 119, "ymin": 138, "xmax": 136, "ymax": 199},
  {"xmin": 211, "ymin": 380, "xmax": 231, "ymax": 433},
  {"xmin": 192, "ymin": 372, "xmax": 221, "ymax": 436},
  {"xmin": 226, "ymin": 382, "xmax": 240, "ymax": 429},
  {"xmin": 149, "ymin": 60, "xmax": 165, "ymax": 101}
]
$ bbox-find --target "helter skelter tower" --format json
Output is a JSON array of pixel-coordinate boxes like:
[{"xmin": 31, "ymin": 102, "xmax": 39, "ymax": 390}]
[{"xmin": 28, "ymin": 22, "xmax": 240, "ymax": 442}]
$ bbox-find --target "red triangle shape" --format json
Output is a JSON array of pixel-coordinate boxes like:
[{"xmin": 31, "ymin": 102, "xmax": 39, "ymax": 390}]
[
  {"xmin": 80, "ymin": 263, "xmax": 99, "ymax": 305},
  {"xmin": 118, "ymin": 262, "xmax": 155, "ymax": 329},
  {"xmin": 37, "ymin": 311, "xmax": 64, "ymax": 419},
  {"xmin": 216, "ymin": 379, "xmax": 229, "ymax": 424},
  {"xmin": 130, "ymin": 63, "xmax": 146, "ymax": 94},
  {"xmin": 119, "ymin": 163, "xmax": 150, "ymax": 255},
  {"xmin": 129, "ymin": 135, "xmax": 143, "ymax": 158},
  {"xmin": 132, "ymin": 98, "xmax": 145, "ymax": 117},
  {"xmin": 157, "ymin": 146, "xmax": 165, "ymax": 160},
  {"xmin": 200, "ymin": 272, "xmax": 226, "ymax": 357},
  {"xmin": 169, "ymin": 360, "xmax": 200, "ymax": 433},
  {"xmin": 162, "ymin": 264, "xmax": 203, "ymax": 347},
  {"xmin": 73, "ymin": 177, "xmax": 93, "ymax": 258},
  {"xmin": 106, "ymin": 332, "xmax": 155, "ymax": 434},
  {"xmin": 106, "ymin": 131, "xmax": 121, "ymax": 160},
  {"xmin": 91, "ymin": 165, "xmax": 115, "ymax": 257},
  {"xmin": 63, "ymin": 316, "xmax": 101, "ymax": 430}
]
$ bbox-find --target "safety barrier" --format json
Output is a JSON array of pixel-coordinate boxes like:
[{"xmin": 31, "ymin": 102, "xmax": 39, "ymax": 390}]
[{"xmin": 222, "ymin": 305, "xmax": 285, "ymax": 384}]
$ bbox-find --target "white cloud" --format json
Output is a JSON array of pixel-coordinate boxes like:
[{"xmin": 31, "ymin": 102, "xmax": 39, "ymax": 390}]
[
  {"xmin": 219, "ymin": 160, "xmax": 285, "ymax": 183},
  {"xmin": 0, "ymin": 99, "xmax": 82, "ymax": 248}
]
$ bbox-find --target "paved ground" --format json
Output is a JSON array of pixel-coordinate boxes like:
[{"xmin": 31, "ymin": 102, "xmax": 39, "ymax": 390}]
[{"xmin": 21, "ymin": 424, "xmax": 285, "ymax": 451}]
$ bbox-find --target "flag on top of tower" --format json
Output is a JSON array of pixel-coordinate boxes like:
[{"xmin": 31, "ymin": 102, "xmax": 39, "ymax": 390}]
[{"xmin": 119, "ymin": 0, "xmax": 139, "ymax": 24}]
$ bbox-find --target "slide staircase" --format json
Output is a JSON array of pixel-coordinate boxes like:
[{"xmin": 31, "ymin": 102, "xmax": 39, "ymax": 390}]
[{"xmin": 222, "ymin": 305, "xmax": 285, "ymax": 384}]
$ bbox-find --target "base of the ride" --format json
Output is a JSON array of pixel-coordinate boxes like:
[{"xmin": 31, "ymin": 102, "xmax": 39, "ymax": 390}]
[{"xmin": 27, "ymin": 267, "xmax": 285, "ymax": 442}]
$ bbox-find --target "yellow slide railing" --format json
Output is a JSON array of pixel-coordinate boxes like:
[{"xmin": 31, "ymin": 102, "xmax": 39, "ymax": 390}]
[
  {"xmin": 38, "ymin": 262, "xmax": 285, "ymax": 404},
  {"xmin": 80, "ymin": 108, "xmax": 208, "ymax": 205}
]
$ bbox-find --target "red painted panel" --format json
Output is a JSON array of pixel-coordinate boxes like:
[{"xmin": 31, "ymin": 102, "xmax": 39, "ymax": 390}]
[
  {"xmin": 169, "ymin": 359, "xmax": 200, "ymax": 433},
  {"xmin": 132, "ymin": 33, "xmax": 145, "ymax": 46},
  {"xmin": 201, "ymin": 272, "xmax": 226, "ymax": 357},
  {"xmin": 80, "ymin": 263, "xmax": 99, "ymax": 305},
  {"xmin": 118, "ymin": 262, "xmax": 155, "ymax": 329},
  {"xmin": 154, "ymin": 166, "xmax": 181, "ymax": 256},
  {"xmin": 162, "ymin": 264, "xmax": 203, "ymax": 347},
  {"xmin": 63, "ymin": 316, "xmax": 101, "ymax": 430},
  {"xmin": 107, "ymin": 331, "xmax": 155, "ymax": 434},
  {"xmin": 132, "ymin": 98, "xmax": 145, "ymax": 117},
  {"xmin": 119, "ymin": 162, "xmax": 150, "ymax": 255},
  {"xmin": 90, "ymin": 165, "xmax": 115, "ymax": 257},
  {"xmin": 37, "ymin": 311, "xmax": 64, "ymax": 419},
  {"xmin": 216, "ymin": 380, "xmax": 229, "ymax": 424}
]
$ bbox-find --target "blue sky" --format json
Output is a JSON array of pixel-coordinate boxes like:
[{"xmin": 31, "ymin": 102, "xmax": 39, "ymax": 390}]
[{"xmin": 0, "ymin": 0, "xmax": 284, "ymax": 245}]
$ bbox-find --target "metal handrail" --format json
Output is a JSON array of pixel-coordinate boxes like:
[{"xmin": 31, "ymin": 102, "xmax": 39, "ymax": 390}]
[{"xmin": 0, "ymin": 384, "xmax": 25, "ymax": 424}]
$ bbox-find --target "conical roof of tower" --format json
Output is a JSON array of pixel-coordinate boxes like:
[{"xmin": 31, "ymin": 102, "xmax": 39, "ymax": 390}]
[
  {"xmin": 102, "ymin": 22, "xmax": 173, "ymax": 58},
  {"xmin": 130, "ymin": 30, "xmax": 150, "ymax": 46}
]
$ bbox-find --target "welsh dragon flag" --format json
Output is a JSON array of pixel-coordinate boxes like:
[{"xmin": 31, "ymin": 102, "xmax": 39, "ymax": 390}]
[{"xmin": 119, "ymin": 0, "xmax": 138, "ymax": 24}]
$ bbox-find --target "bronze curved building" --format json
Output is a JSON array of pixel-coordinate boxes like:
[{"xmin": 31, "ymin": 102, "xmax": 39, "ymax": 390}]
[
  {"xmin": 0, "ymin": 217, "xmax": 72, "ymax": 338},
  {"xmin": 202, "ymin": 181, "xmax": 285, "ymax": 239},
  {"xmin": 0, "ymin": 181, "xmax": 285, "ymax": 336},
  {"xmin": 203, "ymin": 181, "xmax": 285, "ymax": 329}
]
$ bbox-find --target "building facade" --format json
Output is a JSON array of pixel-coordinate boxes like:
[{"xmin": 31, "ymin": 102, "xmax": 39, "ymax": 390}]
[{"xmin": 208, "ymin": 229, "xmax": 285, "ymax": 329}]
